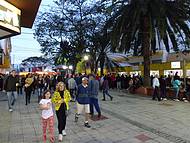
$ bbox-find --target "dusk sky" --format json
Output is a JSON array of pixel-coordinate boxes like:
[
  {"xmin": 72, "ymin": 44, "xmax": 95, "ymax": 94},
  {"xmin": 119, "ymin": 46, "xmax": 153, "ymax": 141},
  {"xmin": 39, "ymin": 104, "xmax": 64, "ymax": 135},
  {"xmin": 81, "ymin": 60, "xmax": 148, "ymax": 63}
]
[{"xmin": 11, "ymin": 0, "xmax": 54, "ymax": 64}]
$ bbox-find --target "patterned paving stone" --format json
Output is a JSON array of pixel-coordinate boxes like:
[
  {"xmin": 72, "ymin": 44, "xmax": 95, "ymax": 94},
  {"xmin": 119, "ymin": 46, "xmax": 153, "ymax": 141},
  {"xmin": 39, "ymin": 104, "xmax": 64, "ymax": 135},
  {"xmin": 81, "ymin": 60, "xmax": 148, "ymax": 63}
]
[
  {"xmin": 135, "ymin": 134, "xmax": 152, "ymax": 142},
  {"xmin": 1, "ymin": 90, "xmax": 190, "ymax": 143},
  {"xmin": 90, "ymin": 115, "xmax": 109, "ymax": 121}
]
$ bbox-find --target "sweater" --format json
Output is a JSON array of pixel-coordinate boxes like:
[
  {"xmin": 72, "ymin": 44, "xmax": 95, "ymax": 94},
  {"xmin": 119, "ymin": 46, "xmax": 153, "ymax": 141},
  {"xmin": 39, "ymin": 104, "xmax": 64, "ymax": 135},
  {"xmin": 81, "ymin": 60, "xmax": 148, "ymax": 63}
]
[{"xmin": 76, "ymin": 84, "xmax": 90, "ymax": 104}]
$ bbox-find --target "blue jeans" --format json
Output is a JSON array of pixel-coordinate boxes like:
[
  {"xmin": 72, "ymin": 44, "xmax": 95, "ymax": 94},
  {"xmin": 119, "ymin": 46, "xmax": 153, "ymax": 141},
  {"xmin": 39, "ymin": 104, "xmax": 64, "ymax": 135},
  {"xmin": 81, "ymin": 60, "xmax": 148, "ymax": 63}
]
[
  {"xmin": 174, "ymin": 88, "xmax": 179, "ymax": 99},
  {"xmin": 7, "ymin": 91, "xmax": 17, "ymax": 109},
  {"xmin": 90, "ymin": 98, "xmax": 101, "ymax": 115}
]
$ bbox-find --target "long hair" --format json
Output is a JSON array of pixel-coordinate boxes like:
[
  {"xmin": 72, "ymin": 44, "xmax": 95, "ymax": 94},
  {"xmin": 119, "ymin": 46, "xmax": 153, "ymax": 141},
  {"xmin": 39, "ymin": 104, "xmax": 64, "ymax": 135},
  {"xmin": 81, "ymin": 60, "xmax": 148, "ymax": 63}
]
[
  {"xmin": 56, "ymin": 82, "xmax": 65, "ymax": 91},
  {"xmin": 42, "ymin": 89, "xmax": 51, "ymax": 99}
]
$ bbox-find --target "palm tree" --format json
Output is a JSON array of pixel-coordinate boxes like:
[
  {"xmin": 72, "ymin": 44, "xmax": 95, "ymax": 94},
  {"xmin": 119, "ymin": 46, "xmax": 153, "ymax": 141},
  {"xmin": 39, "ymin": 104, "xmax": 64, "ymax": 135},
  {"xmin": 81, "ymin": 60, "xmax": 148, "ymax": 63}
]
[
  {"xmin": 104, "ymin": 0, "xmax": 190, "ymax": 86},
  {"xmin": 55, "ymin": 40, "xmax": 81, "ymax": 74}
]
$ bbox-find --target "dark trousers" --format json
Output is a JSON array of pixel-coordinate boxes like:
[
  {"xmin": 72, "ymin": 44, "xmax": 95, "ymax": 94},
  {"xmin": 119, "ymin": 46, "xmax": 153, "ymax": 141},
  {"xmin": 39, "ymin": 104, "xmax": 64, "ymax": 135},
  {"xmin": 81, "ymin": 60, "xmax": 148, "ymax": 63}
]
[
  {"xmin": 25, "ymin": 88, "xmax": 32, "ymax": 105},
  {"xmin": 90, "ymin": 98, "xmax": 101, "ymax": 115},
  {"xmin": 160, "ymin": 88, "xmax": 166, "ymax": 98},
  {"xmin": 103, "ymin": 89, "xmax": 112, "ymax": 100},
  {"xmin": 69, "ymin": 89, "xmax": 76, "ymax": 100},
  {"xmin": 56, "ymin": 103, "xmax": 67, "ymax": 134},
  {"xmin": 17, "ymin": 86, "xmax": 23, "ymax": 95},
  {"xmin": 38, "ymin": 88, "xmax": 43, "ymax": 103},
  {"xmin": 152, "ymin": 86, "xmax": 161, "ymax": 101}
]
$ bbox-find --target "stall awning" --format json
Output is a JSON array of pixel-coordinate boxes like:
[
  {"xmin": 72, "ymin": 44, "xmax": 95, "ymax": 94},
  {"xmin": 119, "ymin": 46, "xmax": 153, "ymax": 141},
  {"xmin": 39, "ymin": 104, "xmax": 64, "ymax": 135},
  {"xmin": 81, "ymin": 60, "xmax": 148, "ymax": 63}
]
[{"xmin": 107, "ymin": 53, "xmax": 132, "ymax": 67}]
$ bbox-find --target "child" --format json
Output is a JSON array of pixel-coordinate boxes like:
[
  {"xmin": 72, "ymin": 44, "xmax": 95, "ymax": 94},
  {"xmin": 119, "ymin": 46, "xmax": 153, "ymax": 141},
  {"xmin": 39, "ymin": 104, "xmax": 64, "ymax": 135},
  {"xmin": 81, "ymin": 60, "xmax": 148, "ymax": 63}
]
[{"xmin": 39, "ymin": 90, "xmax": 55, "ymax": 143}]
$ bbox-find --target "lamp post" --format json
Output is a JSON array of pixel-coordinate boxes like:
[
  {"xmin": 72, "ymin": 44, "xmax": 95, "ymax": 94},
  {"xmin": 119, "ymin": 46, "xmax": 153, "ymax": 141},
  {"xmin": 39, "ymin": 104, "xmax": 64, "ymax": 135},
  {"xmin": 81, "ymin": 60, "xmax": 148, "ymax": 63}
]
[{"xmin": 84, "ymin": 55, "xmax": 89, "ymax": 74}]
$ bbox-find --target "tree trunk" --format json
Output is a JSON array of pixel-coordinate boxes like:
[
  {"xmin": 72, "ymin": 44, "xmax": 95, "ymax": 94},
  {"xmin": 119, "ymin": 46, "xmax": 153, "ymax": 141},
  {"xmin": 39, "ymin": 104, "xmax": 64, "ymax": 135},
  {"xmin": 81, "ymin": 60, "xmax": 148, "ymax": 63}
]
[
  {"xmin": 142, "ymin": 16, "xmax": 151, "ymax": 87},
  {"xmin": 72, "ymin": 62, "xmax": 77, "ymax": 75},
  {"xmin": 100, "ymin": 55, "xmax": 105, "ymax": 76}
]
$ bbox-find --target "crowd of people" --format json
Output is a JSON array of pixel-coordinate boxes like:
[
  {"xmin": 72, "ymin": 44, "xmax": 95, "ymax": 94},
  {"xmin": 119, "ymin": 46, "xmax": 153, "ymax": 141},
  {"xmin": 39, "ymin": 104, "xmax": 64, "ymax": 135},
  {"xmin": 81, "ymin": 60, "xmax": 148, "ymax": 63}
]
[
  {"xmin": 1, "ymin": 70, "xmax": 190, "ymax": 142},
  {"xmin": 1, "ymin": 70, "xmax": 115, "ymax": 142},
  {"xmin": 151, "ymin": 72, "xmax": 190, "ymax": 102}
]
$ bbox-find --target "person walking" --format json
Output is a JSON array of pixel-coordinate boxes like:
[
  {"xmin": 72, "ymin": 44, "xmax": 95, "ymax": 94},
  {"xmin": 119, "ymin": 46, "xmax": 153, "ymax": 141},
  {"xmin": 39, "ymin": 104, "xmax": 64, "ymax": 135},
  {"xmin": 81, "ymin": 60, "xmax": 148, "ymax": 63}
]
[
  {"xmin": 160, "ymin": 75, "xmax": 167, "ymax": 100},
  {"xmin": 152, "ymin": 75, "xmax": 161, "ymax": 101},
  {"xmin": 75, "ymin": 77, "xmax": 91, "ymax": 128},
  {"xmin": 88, "ymin": 74, "xmax": 101, "ymax": 118},
  {"xmin": 37, "ymin": 75, "xmax": 45, "ymax": 103},
  {"xmin": 116, "ymin": 74, "xmax": 121, "ymax": 90},
  {"xmin": 39, "ymin": 90, "xmax": 55, "ymax": 143},
  {"xmin": 3, "ymin": 70, "xmax": 19, "ymax": 112},
  {"xmin": 102, "ymin": 76, "xmax": 113, "ymax": 101},
  {"xmin": 51, "ymin": 82, "xmax": 71, "ymax": 142},
  {"xmin": 68, "ymin": 75, "xmax": 77, "ymax": 101},
  {"xmin": 24, "ymin": 73, "xmax": 34, "ymax": 105}
]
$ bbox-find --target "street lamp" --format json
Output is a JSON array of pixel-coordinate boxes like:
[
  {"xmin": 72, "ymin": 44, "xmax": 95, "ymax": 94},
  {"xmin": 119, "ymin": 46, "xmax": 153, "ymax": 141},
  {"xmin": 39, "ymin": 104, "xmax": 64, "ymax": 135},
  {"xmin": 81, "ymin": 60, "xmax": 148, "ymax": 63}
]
[
  {"xmin": 84, "ymin": 55, "xmax": 89, "ymax": 61},
  {"xmin": 84, "ymin": 55, "xmax": 89, "ymax": 74}
]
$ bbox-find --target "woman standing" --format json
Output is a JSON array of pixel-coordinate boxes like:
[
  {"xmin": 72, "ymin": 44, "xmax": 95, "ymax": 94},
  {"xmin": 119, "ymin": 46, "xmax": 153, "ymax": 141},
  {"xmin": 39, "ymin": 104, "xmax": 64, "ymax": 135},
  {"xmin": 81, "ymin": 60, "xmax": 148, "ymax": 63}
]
[
  {"xmin": 51, "ymin": 82, "xmax": 71, "ymax": 142},
  {"xmin": 172, "ymin": 76, "xmax": 181, "ymax": 101}
]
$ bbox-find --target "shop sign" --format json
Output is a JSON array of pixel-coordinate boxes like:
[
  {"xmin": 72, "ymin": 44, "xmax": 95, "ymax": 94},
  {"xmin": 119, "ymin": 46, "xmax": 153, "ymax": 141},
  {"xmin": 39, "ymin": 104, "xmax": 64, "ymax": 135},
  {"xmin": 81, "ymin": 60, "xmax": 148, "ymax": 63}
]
[
  {"xmin": 0, "ymin": 0, "xmax": 21, "ymax": 33},
  {"xmin": 171, "ymin": 61, "xmax": 181, "ymax": 69},
  {"xmin": 132, "ymin": 66, "xmax": 139, "ymax": 70}
]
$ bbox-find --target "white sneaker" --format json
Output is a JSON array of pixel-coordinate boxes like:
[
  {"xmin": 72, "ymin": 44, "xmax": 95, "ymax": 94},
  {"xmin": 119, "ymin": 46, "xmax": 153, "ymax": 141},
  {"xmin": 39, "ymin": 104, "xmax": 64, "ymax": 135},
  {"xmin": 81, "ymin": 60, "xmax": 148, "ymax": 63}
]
[
  {"xmin": 163, "ymin": 98, "xmax": 167, "ymax": 101},
  {"xmin": 58, "ymin": 134, "xmax": 63, "ymax": 142},
  {"xmin": 62, "ymin": 130, "xmax": 66, "ymax": 136},
  {"xmin": 9, "ymin": 109, "xmax": 13, "ymax": 112},
  {"xmin": 184, "ymin": 100, "xmax": 189, "ymax": 103},
  {"xmin": 174, "ymin": 99, "xmax": 180, "ymax": 102}
]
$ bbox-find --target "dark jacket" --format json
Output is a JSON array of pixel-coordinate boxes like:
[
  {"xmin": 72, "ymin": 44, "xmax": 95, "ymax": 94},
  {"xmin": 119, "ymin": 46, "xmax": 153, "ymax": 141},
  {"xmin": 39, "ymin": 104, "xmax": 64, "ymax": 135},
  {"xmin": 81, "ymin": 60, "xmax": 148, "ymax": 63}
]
[
  {"xmin": 4, "ymin": 75, "xmax": 19, "ymax": 92},
  {"xmin": 76, "ymin": 84, "xmax": 90, "ymax": 104},
  {"xmin": 102, "ymin": 80, "xmax": 109, "ymax": 90}
]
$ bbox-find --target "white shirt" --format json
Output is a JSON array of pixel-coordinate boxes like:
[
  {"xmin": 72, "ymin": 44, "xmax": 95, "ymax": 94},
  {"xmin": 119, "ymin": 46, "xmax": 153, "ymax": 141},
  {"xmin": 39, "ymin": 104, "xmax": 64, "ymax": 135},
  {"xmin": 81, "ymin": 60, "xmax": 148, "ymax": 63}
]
[
  {"xmin": 153, "ymin": 77, "xmax": 160, "ymax": 88},
  {"xmin": 39, "ymin": 99, "xmax": 54, "ymax": 119}
]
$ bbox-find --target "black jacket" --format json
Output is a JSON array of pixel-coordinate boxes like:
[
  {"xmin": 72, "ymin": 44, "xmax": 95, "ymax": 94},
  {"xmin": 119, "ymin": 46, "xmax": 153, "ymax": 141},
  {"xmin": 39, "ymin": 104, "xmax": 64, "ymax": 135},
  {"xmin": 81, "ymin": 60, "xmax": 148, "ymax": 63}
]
[{"xmin": 4, "ymin": 75, "xmax": 19, "ymax": 92}]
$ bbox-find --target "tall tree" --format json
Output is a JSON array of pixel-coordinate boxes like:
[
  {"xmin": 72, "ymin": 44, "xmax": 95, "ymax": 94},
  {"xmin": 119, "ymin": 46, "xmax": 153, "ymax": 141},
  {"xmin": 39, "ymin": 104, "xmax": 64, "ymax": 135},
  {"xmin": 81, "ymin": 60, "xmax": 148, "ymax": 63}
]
[
  {"xmin": 103, "ymin": 0, "xmax": 190, "ymax": 86},
  {"xmin": 34, "ymin": 0, "xmax": 102, "ymax": 71}
]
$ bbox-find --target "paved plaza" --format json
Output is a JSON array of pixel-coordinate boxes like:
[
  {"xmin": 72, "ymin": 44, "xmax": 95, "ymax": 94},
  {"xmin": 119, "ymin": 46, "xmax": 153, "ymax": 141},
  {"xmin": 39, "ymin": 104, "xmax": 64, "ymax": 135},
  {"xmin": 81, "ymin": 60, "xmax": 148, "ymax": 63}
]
[{"xmin": 1, "ymin": 90, "xmax": 190, "ymax": 143}]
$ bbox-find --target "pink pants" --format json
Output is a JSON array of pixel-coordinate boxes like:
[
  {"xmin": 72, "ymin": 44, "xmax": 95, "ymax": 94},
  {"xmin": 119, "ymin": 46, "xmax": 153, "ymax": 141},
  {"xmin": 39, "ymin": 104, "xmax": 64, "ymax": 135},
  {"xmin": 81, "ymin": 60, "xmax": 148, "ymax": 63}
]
[{"xmin": 42, "ymin": 116, "xmax": 55, "ymax": 143}]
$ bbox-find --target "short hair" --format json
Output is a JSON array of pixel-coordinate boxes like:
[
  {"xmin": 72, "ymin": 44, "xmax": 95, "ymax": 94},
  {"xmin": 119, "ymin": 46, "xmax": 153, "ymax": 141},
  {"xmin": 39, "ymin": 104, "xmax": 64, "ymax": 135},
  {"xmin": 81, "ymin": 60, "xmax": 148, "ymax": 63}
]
[{"xmin": 89, "ymin": 74, "xmax": 95, "ymax": 78}]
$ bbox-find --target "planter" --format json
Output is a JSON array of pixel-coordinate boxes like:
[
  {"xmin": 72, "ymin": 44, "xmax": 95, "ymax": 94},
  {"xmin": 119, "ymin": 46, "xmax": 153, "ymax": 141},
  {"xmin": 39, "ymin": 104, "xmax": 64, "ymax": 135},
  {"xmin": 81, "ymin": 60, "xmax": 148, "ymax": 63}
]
[{"xmin": 146, "ymin": 87, "xmax": 153, "ymax": 96}]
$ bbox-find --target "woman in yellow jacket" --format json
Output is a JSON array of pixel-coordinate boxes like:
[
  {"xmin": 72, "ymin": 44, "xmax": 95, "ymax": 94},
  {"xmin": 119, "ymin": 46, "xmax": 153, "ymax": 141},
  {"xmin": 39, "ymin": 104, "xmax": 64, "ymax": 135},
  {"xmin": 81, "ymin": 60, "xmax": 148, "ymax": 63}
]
[{"xmin": 51, "ymin": 82, "xmax": 71, "ymax": 142}]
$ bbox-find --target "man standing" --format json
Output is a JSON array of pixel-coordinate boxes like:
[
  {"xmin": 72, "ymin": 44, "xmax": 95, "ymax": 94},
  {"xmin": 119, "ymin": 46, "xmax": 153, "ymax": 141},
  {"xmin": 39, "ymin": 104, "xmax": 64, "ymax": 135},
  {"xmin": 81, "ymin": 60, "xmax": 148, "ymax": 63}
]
[
  {"xmin": 75, "ymin": 77, "xmax": 91, "ymax": 128},
  {"xmin": 152, "ymin": 74, "xmax": 161, "ymax": 101},
  {"xmin": 88, "ymin": 74, "xmax": 101, "ymax": 118},
  {"xmin": 4, "ymin": 70, "xmax": 19, "ymax": 112}
]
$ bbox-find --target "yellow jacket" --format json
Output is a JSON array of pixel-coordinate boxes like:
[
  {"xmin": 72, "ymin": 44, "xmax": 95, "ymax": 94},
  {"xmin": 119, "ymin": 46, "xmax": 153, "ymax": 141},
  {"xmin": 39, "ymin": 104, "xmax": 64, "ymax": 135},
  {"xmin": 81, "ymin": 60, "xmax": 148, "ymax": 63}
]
[{"xmin": 51, "ymin": 90, "xmax": 71, "ymax": 111}]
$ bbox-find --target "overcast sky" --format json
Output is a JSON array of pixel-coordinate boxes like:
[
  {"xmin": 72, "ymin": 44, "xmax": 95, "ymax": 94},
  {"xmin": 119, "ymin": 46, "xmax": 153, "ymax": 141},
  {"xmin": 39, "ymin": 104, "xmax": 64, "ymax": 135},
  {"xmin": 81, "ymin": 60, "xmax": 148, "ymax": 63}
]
[{"xmin": 11, "ymin": 0, "xmax": 54, "ymax": 64}]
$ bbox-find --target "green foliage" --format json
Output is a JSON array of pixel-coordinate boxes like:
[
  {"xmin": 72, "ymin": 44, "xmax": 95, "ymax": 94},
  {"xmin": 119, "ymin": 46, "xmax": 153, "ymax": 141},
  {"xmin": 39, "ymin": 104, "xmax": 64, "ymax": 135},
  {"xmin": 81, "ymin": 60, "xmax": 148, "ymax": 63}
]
[
  {"xmin": 104, "ymin": 0, "xmax": 190, "ymax": 54},
  {"xmin": 34, "ymin": 0, "xmax": 107, "ymax": 73},
  {"xmin": 103, "ymin": 0, "xmax": 190, "ymax": 86}
]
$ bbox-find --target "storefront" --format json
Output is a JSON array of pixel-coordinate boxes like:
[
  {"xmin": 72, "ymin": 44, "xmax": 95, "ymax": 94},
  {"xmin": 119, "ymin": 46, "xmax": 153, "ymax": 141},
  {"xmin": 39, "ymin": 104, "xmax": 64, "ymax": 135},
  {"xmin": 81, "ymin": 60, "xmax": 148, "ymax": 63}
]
[
  {"xmin": 0, "ymin": 0, "xmax": 21, "ymax": 39},
  {"xmin": 0, "ymin": 0, "xmax": 41, "ymax": 73}
]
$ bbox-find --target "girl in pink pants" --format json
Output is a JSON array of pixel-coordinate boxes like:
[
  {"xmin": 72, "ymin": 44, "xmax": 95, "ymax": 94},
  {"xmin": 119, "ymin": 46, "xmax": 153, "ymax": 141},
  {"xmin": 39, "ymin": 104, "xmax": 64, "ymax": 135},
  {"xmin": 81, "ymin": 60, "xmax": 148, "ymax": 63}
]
[{"xmin": 39, "ymin": 90, "xmax": 55, "ymax": 143}]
